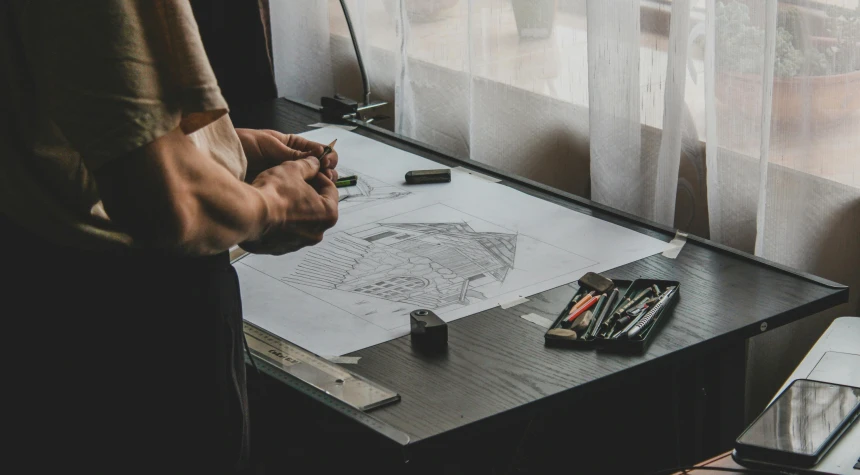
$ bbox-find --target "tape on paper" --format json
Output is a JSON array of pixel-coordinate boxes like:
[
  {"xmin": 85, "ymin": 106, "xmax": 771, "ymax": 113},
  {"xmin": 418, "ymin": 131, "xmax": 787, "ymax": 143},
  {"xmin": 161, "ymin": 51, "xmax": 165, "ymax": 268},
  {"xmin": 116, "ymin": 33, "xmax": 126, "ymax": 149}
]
[
  {"xmin": 520, "ymin": 313, "xmax": 554, "ymax": 329},
  {"xmin": 499, "ymin": 296, "xmax": 530, "ymax": 309},
  {"xmin": 661, "ymin": 230, "xmax": 688, "ymax": 259}
]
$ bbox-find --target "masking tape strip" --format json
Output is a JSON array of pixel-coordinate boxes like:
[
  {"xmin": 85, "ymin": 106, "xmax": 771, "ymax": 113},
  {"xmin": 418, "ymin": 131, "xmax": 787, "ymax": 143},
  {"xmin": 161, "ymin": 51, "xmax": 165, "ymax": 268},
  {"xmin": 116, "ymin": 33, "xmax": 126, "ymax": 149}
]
[
  {"xmin": 308, "ymin": 122, "xmax": 358, "ymax": 131},
  {"xmin": 499, "ymin": 296, "xmax": 530, "ymax": 309},
  {"xmin": 661, "ymin": 230, "xmax": 689, "ymax": 259},
  {"xmin": 323, "ymin": 356, "xmax": 361, "ymax": 364},
  {"xmin": 520, "ymin": 313, "xmax": 554, "ymax": 329},
  {"xmin": 453, "ymin": 167, "xmax": 502, "ymax": 183}
]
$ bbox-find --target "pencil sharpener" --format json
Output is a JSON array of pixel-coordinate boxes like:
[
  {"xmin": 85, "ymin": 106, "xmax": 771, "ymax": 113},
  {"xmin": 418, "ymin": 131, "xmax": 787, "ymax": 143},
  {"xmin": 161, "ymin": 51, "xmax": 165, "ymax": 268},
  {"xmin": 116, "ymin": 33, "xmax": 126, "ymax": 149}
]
[{"xmin": 410, "ymin": 309, "xmax": 447, "ymax": 351}]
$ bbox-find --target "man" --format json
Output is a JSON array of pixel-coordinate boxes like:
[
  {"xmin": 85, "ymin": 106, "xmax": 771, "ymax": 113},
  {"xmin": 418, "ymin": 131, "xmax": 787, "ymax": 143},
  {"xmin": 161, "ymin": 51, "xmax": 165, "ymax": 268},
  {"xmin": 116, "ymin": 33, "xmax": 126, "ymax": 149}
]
[{"xmin": 1, "ymin": 1, "xmax": 338, "ymax": 472}]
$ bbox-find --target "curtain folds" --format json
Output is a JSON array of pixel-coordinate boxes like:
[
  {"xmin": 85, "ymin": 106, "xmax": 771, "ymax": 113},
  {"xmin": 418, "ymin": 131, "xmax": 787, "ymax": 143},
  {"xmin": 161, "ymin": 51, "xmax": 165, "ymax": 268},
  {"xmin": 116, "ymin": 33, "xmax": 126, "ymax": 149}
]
[{"xmin": 269, "ymin": 0, "xmax": 859, "ymax": 310}]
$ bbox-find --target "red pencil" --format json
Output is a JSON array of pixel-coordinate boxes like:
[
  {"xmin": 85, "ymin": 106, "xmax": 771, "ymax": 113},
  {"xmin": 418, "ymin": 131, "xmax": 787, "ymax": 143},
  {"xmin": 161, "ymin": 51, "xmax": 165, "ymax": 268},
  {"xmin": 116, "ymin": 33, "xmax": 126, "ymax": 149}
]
[{"xmin": 566, "ymin": 294, "xmax": 598, "ymax": 323}]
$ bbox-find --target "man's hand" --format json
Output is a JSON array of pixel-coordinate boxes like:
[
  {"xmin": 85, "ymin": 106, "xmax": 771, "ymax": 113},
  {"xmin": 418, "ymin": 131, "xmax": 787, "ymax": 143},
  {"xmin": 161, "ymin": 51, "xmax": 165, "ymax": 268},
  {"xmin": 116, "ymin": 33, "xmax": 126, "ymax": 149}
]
[
  {"xmin": 241, "ymin": 156, "xmax": 339, "ymax": 255},
  {"xmin": 95, "ymin": 126, "xmax": 338, "ymax": 256},
  {"xmin": 237, "ymin": 129, "xmax": 339, "ymax": 182}
]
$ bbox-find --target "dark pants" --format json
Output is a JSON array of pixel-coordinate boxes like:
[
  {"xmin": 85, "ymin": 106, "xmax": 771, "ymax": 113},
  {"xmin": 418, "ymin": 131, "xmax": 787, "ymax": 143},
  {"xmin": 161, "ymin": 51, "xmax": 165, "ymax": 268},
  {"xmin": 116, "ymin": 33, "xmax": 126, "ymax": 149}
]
[{"xmin": 2, "ymin": 215, "xmax": 249, "ymax": 473}]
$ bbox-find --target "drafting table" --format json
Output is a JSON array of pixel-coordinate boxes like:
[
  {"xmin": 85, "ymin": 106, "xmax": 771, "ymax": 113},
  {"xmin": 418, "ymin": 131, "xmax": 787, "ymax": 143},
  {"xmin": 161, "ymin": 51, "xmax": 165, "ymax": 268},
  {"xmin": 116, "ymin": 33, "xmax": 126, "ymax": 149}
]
[{"xmin": 229, "ymin": 98, "xmax": 849, "ymax": 474}]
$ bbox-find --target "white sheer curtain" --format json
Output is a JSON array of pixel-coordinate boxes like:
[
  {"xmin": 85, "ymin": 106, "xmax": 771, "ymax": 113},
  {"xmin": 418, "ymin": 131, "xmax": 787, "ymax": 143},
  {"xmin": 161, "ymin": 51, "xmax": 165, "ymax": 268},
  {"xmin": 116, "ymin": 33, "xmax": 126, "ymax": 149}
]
[{"xmin": 271, "ymin": 0, "xmax": 859, "ymax": 410}]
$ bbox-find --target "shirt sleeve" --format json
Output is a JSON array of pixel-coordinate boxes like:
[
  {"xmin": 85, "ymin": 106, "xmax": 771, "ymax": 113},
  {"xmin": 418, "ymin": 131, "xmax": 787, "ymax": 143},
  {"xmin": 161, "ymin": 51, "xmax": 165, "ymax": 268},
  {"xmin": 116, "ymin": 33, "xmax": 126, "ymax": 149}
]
[{"xmin": 19, "ymin": 0, "xmax": 228, "ymax": 172}]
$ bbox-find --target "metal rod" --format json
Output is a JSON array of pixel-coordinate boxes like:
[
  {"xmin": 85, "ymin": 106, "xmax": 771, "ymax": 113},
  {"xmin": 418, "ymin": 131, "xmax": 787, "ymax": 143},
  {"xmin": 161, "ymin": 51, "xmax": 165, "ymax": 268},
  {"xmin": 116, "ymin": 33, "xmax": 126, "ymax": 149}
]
[{"xmin": 338, "ymin": 0, "xmax": 371, "ymax": 106}]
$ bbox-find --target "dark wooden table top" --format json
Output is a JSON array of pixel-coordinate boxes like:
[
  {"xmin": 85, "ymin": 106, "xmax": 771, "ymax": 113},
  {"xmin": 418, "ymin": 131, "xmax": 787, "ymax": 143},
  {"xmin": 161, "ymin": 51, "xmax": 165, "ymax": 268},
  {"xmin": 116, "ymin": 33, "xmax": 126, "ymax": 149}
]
[{"xmin": 229, "ymin": 98, "xmax": 848, "ymax": 448}]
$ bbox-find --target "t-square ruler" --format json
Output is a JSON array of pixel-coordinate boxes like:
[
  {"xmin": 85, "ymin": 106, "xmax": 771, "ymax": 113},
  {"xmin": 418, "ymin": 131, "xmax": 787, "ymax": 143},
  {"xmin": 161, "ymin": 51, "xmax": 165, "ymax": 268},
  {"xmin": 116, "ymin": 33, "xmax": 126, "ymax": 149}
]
[{"xmin": 243, "ymin": 321, "xmax": 401, "ymax": 413}]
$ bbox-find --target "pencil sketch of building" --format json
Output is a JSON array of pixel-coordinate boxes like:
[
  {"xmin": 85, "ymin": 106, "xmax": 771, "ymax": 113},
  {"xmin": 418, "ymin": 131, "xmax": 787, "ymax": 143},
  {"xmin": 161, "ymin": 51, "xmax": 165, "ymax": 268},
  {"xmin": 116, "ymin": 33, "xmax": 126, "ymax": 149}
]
[
  {"xmin": 337, "ymin": 167, "xmax": 411, "ymax": 212},
  {"xmin": 286, "ymin": 222, "xmax": 518, "ymax": 309}
]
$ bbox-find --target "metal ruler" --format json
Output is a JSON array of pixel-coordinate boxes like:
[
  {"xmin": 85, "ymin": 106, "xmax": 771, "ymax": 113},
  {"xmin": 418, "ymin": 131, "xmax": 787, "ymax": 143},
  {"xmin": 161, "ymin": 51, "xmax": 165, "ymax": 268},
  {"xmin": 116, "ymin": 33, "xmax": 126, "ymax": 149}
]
[
  {"xmin": 243, "ymin": 322, "xmax": 410, "ymax": 447},
  {"xmin": 243, "ymin": 321, "xmax": 402, "ymax": 413},
  {"xmin": 234, "ymin": 253, "xmax": 409, "ymax": 447}
]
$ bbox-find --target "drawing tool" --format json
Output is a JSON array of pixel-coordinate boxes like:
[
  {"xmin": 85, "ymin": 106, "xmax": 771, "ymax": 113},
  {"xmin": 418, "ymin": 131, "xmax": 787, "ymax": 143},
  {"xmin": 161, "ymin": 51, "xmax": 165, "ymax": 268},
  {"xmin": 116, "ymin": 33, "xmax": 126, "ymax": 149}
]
[
  {"xmin": 244, "ymin": 321, "xmax": 400, "ymax": 411},
  {"xmin": 571, "ymin": 291, "xmax": 595, "ymax": 312},
  {"xmin": 405, "ymin": 169, "xmax": 451, "ymax": 184},
  {"xmin": 626, "ymin": 296, "xmax": 656, "ymax": 316},
  {"xmin": 610, "ymin": 291, "xmax": 638, "ymax": 319},
  {"xmin": 561, "ymin": 292, "xmax": 590, "ymax": 327},
  {"xmin": 571, "ymin": 292, "xmax": 588, "ymax": 306},
  {"xmin": 627, "ymin": 287, "xmax": 675, "ymax": 339},
  {"xmin": 585, "ymin": 293, "xmax": 606, "ymax": 321},
  {"xmin": 605, "ymin": 322, "xmax": 616, "ymax": 338},
  {"xmin": 319, "ymin": 139, "xmax": 337, "ymax": 164},
  {"xmin": 606, "ymin": 288, "xmax": 651, "ymax": 328},
  {"xmin": 580, "ymin": 293, "xmax": 605, "ymax": 331},
  {"xmin": 614, "ymin": 313, "xmax": 634, "ymax": 330},
  {"xmin": 625, "ymin": 288, "xmax": 653, "ymax": 313},
  {"xmin": 565, "ymin": 294, "xmax": 598, "ymax": 323},
  {"xmin": 613, "ymin": 306, "xmax": 648, "ymax": 339},
  {"xmin": 569, "ymin": 293, "xmax": 597, "ymax": 315},
  {"xmin": 335, "ymin": 175, "xmax": 358, "ymax": 188},
  {"xmin": 588, "ymin": 288, "xmax": 619, "ymax": 338}
]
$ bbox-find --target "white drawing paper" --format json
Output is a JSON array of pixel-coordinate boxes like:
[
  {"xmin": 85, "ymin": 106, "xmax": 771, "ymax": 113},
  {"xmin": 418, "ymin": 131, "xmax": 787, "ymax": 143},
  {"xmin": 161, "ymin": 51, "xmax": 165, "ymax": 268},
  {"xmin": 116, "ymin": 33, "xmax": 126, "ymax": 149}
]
[
  {"xmin": 236, "ymin": 128, "xmax": 671, "ymax": 356},
  {"xmin": 336, "ymin": 166, "xmax": 411, "ymax": 213}
]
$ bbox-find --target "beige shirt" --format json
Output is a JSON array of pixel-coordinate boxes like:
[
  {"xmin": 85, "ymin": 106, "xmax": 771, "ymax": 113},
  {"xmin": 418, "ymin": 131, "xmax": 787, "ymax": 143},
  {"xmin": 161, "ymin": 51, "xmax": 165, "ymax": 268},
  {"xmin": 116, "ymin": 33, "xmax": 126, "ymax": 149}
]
[{"xmin": 0, "ymin": 0, "xmax": 247, "ymax": 251}]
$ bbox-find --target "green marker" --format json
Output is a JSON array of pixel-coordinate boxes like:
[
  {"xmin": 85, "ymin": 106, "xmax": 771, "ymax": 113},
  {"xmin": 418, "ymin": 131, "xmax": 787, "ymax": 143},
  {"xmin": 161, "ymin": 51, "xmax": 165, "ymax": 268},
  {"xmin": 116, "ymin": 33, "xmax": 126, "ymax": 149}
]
[{"xmin": 335, "ymin": 175, "xmax": 358, "ymax": 188}]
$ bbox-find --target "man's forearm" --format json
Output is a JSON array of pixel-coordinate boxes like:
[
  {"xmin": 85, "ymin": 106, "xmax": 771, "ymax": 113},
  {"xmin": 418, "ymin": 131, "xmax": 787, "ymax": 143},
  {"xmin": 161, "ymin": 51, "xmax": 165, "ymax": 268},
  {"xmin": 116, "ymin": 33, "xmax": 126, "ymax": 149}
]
[{"xmin": 95, "ymin": 127, "xmax": 271, "ymax": 255}]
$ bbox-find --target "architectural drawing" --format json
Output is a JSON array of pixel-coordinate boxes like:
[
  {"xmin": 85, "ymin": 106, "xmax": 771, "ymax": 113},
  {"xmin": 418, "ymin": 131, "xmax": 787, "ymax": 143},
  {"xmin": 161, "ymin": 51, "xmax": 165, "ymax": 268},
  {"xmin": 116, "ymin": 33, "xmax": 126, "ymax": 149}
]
[
  {"xmin": 337, "ymin": 167, "xmax": 411, "ymax": 212},
  {"xmin": 236, "ymin": 128, "xmax": 670, "ymax": 357},
  {"xmin": 286, "ymin": 222, "xmax": 518, "ymax": 309}
]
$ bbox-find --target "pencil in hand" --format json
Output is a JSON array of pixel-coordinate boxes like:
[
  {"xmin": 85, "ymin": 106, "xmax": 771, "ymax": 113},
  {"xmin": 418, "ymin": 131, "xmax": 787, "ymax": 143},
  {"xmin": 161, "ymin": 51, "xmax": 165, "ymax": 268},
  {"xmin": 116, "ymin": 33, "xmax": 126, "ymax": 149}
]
[{"xmin": 319, "ymin": 139, "xmax": 337, "ymax": 165}]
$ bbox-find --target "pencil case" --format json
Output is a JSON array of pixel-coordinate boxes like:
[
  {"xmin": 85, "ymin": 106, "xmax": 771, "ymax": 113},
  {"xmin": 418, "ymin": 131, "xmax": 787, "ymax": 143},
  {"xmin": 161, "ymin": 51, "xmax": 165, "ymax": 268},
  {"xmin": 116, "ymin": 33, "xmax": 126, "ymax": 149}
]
[
  {"xmin": 544, "ymin": 272, "xmax": 621, "ymax": 350},
  {"xmin": 544, "ymin": 274, "xmax": 680, "ymax": 354}
]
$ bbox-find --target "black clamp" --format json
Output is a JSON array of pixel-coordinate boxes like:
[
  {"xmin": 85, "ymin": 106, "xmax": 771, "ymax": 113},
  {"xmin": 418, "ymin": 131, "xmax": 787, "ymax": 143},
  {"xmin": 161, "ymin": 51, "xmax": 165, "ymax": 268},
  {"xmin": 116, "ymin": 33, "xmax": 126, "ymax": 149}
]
[{"xmin": 321, "ymin": 95, "xmax": 359, "ymax": 123}]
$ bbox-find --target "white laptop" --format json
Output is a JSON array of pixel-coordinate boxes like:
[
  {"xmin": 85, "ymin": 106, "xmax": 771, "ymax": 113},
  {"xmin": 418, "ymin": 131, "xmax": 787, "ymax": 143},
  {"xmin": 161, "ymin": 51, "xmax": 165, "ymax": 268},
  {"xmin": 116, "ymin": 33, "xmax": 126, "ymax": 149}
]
[{"xmin": 768, "ymin": 317, "xmax": 859, "ymax": 474}]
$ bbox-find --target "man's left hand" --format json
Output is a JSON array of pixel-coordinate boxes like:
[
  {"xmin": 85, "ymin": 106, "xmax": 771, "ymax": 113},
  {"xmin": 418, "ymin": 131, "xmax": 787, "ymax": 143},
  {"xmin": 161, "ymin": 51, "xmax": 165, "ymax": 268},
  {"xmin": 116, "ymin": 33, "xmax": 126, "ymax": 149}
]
[{"xmin": 236, "ymin": 129, "xmax": 339, "ymax": 183}]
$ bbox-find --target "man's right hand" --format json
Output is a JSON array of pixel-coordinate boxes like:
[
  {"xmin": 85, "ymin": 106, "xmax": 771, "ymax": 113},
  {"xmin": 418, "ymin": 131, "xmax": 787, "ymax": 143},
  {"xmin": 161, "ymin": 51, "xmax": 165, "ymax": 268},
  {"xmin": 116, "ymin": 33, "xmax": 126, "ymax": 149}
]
[
  {"xmin": 95, "ymin": 125, "xmax": 338, "ymax": 256},
  {"xmin": 242, "ymin": 156, "xmax": 339, "ymax": 255}
]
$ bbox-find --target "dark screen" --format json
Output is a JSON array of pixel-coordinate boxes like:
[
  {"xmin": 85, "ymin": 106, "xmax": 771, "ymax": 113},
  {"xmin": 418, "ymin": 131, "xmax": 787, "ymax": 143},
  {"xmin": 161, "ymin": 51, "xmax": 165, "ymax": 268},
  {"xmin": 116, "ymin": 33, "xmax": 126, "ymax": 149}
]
[{"xmin": 737, "ymin": 380, "xmax": 860, "ymax": 455}]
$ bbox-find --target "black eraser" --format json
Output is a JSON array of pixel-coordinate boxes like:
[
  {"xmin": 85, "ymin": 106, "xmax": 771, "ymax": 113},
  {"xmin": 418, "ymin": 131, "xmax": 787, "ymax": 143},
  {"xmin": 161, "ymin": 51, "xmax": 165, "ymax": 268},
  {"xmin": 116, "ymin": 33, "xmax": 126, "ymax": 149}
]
[
  {"xmin": 578, "ymin": 272, "xmax": 614, "ymax": 294},
  {"xmin": 405, "ymin": 169, "xmax": 451, "ymax": 185},
  {"xmin": 410, "ymin": 309, "xmax": 447, "ymax": 351}
]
